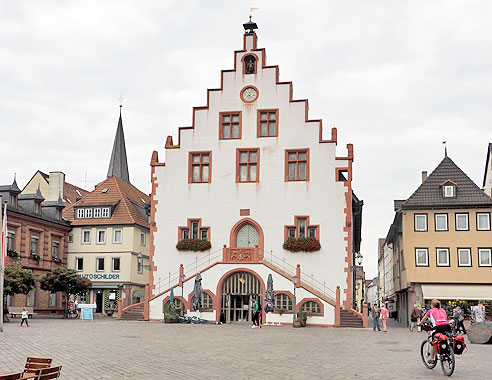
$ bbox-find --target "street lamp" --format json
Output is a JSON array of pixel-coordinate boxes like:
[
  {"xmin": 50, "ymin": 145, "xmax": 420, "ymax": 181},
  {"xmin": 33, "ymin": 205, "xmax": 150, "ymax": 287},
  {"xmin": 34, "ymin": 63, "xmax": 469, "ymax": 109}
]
[
  {"xmin": 356, "ymin": 252, "xmax": 363, "ymax": 266},
  {"xmin": 180, "ymin": 273, "xmax": 186, "ymax": 317},
  {"xmin": 292, "ymin": 274, "xmax": 297, "ymax": 327},
  {"xmin": 137, "ymin": 253, "xmax": 152, "ymax": 271}
]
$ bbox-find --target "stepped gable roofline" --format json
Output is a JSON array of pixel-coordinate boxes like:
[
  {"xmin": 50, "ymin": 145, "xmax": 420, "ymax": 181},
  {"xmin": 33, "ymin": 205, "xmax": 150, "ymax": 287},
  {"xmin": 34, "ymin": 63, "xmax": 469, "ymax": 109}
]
[
  {"xmin": 62, "ymin": 176, "xmax": 150, "ymax": 229},
  {"xmin": 483, "ymin": 143, "xmax": 492, "ymax": 187},
  {"xmin": 401, "ymin": 156, "xmax": 492, "ymax": 210},
  {"xmin": 161, "ymin": 29, "xmax": 338, "ymax": 159}
]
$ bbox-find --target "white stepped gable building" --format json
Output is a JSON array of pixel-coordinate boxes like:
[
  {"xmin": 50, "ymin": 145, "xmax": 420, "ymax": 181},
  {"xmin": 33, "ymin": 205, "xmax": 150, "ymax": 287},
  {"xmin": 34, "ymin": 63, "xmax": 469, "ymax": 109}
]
[{"xmin": 147, "ymin": 21, "xmax": 363, "ymax": 326}]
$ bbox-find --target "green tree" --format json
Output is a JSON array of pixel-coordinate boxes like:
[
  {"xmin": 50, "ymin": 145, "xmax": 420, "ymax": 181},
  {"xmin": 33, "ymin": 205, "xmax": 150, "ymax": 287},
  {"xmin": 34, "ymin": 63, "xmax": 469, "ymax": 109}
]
[
  {"xmin": 39, "ymin": 267, "xmax": 92, "ymax": 317},
  {"xmin": 3, "ymin": 264, "xmax": 37, "ymax": 318}
]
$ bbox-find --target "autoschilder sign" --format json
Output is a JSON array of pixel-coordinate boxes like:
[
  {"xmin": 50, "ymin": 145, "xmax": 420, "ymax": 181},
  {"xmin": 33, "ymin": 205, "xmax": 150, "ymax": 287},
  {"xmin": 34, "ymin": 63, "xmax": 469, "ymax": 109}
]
[{"xmin": 80, "ymin": 273, "xmax": 120, "ymax": 280}]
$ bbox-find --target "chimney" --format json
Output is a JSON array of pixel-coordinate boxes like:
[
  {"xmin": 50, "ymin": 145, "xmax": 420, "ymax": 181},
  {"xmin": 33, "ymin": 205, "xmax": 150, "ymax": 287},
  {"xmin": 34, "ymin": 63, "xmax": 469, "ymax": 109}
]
[
  {"xmin": 48, "ymin": 171, "xmax": 65, "ymax": 201},
  {"xmin": 421, "ymin": 171, "xmax": 427, "ymax": 184}
]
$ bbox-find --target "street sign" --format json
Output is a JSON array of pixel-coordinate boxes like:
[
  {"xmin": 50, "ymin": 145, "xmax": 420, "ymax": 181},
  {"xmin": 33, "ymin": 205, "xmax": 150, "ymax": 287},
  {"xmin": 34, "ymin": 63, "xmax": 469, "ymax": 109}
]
[{"xmin": 81, "ymin": 307, "xmax": 93, "ymax": 321}]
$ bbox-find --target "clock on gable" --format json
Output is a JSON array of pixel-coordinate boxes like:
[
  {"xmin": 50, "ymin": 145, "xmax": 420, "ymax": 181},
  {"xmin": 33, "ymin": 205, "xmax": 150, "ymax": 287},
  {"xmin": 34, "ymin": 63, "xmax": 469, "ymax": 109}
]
[{"xmin": 241, "ymin": 86, "xmax": 258, "ymax": 103}]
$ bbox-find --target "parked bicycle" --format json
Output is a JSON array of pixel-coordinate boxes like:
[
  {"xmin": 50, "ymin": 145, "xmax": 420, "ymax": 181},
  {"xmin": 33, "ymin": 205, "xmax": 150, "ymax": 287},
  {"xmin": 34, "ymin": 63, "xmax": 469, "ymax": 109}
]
[{"xmin": 420, "ymin": 322, "xmax": 466, "ymax": 376}]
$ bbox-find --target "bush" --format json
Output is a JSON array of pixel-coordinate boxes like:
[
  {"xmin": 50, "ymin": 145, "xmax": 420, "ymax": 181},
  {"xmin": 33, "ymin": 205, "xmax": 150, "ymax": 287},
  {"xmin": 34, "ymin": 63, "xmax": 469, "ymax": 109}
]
[
  {"xmin": 283, "ymin": 237, "xmax": 321, "ymax": 252},
  {"xmin": 297, "ymin": 311, "xmax": 308, "ymax": 327},
  {"xmin": 7, "ymin": 248, "xmax": 19, "ymax": 258},
  {"xmin": 164, "ymin": 302, "xmax": 181, "ymax": 322},
  {"xmin": 176, "ymin": 239, "xmax": 211, "ymax": 252}
]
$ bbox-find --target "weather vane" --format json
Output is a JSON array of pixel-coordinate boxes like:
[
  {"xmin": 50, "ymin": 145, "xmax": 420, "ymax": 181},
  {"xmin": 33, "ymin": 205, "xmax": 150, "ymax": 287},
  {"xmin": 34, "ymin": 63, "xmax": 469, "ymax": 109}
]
[
  {"xmin": 118, "ymin": 92, "xmax": 124, "ymax": 108},
  {"xmin": 249, "ymin": 0, "xmax": 259, "ymax": 20}
]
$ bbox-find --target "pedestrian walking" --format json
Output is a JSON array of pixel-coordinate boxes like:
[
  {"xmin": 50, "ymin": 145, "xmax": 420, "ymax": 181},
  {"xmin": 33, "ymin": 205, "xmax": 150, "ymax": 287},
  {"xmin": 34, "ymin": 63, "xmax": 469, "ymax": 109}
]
[
  {"xmin": 20, "ymin": 308, "xmax": 30, "ymax": 327},
  {"xmin": 380, "ymin": 304, "xmax": 388, "ymax": 332},
  {"xmin": 372, "ymin": 305, "xmax": 381, "ymax": 331},
  {"xmin": 410, "ymin": 304, "xmax": 422, "ymax": 332},
  {"xmin": 252, "ymin": 297, "xmax": 260, "ymax": 328},
  {"xmin": 456, "ymin": 307, "xmax": 467, "ymax": 334}
]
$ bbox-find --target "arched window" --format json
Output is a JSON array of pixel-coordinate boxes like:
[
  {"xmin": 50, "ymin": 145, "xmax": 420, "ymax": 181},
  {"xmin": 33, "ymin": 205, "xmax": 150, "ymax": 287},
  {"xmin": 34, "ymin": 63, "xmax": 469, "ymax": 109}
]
[
  {"xmin": 192, "ymin": 292, "xmax": 213, "ymax": 311},
  {"xmin": 166, "ymin": 299, "xmax": 184, "ymax": 311},
  {"xmin": 300, "ymin": 300, "xmax": 321, "ymax": 315},
  {"xmin": 244, "ymin": 55, "xmax": 257, "ymax": 74},
  {"xmin": 274, "ymin": 293, "xmax": 293, "ymax": 313}
]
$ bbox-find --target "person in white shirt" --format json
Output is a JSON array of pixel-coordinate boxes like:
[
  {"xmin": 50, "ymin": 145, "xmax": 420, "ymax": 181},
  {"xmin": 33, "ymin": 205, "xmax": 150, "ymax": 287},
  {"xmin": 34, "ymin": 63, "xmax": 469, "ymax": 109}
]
[{"xmin": 21, "ymin": 308, "xmax": 30, "ymax": 327}]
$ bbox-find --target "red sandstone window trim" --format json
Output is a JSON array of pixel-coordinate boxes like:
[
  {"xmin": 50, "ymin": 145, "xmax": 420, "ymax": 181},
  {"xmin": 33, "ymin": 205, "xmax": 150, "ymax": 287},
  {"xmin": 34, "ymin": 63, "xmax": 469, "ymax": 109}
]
[
  {"xmin": 219, "ymin": 111, "xmax": 242, "ymax": 140},
  {"xmin": 178, "ymin": 218, "xmax": 211, "ymax": 242},
  {"xmin": 284, "ymin": 216, "xmax": 319, "ymax": 241},
  {"xmin": 257, "ymin": 109, "xmax": 279, "ymax": 137},
  {"xmin": 285, "ymin": 149, "xmax": 310, "ymax": 182},
  {"xmin": 188, "ymin": 151, "xmax": 212, "ymax": 184},
  {"xmin": 236, "ymin": 148, "xmax": 260, "ymax": 183}
]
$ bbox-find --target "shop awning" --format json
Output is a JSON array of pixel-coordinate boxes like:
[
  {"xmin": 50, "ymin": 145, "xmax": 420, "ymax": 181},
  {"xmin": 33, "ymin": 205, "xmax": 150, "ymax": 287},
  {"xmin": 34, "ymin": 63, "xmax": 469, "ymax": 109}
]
[{"xmin": 421, "ymin": 284, "xmax": 492, "ymax": 300}]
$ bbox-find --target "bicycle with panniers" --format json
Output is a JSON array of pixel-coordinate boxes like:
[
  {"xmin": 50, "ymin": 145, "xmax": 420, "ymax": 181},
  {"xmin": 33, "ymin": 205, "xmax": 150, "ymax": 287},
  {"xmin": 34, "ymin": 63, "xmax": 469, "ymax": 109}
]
[{"xmin": 420, "ymin": 321, "xmax": 466, "ymax": 376}]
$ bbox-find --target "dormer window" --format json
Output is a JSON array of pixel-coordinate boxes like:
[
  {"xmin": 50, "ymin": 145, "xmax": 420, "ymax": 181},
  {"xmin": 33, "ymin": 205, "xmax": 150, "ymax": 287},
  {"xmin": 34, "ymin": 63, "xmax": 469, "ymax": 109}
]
[
  {"xmin": 34, "ymin": 202, "xmax": 41, "ymax": 214},
  {"xmin": 443, "ymin": 185, "xmax": 455, "ymax": 197},
  {"xmin": 9, "ymin": 194, "xmax": 16, "ymax": 207},
  {"xmin": 244, "ymin": 54, "xmax": 257, "ymax": 74}
]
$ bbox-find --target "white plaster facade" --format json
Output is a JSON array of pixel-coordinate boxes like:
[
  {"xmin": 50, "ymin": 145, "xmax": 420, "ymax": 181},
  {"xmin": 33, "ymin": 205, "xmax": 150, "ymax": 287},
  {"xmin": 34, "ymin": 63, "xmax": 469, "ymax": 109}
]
[
  {"xmin": 383, "ymin": 242, "xmax": 395, "ymax": 301},
  {"xmin": 148, "ymin": 29, "xmax": 357, "ymax": 325}
]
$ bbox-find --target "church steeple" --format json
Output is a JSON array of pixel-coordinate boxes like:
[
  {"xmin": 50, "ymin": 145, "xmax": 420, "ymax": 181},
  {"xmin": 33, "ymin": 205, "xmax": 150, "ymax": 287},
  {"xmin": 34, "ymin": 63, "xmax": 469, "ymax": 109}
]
[{"xmin": 107, "ymin": 106, "xmax": 130, "ymax": 183}]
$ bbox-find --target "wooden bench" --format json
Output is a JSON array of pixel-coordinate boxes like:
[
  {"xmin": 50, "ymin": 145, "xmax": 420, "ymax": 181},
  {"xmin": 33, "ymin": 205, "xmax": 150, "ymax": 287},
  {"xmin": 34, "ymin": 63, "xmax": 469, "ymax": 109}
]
[{"xmin": 8, "ymin": 307, "xmax": 36, "ymax": 319}]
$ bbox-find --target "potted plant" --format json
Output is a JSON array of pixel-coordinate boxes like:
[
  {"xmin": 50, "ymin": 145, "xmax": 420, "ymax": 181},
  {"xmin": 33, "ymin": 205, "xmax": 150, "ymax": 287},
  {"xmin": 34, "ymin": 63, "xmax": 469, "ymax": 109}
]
[
  {"xmin": 164, "ymin": 302, "xmax": 181, "ymax": 323},
  {"xmin": 31, "ymin": 252, "xmax": 41, "ymax": 262},
  {"xmin": 297, "ymin": 311, "xmax": 308, "ymax": 327},
  {"xmin": 176, "ymin": 239, "xmax": 212, "ymax": 252},
  {"xmin": 278, "ymin": 308, "xmax": 284, "ymax": 316},
  {"xmin": 7, "ymin": 248, "xmax": 19, "ymax": 258},
  {"xmin": 282, "ymin": 237, "xmax": 321, "ymax": 252},
  {"xmin": 53, "ymin": 257, "xmax": 62, "ymax": 264}
]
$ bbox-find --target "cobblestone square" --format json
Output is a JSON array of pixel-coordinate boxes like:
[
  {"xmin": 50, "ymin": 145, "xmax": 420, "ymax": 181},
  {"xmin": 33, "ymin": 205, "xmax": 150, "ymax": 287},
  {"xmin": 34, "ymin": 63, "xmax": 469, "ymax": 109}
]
[{"xmin": 0, "ymin": 319, "xmax": 490, "ymax": 379}]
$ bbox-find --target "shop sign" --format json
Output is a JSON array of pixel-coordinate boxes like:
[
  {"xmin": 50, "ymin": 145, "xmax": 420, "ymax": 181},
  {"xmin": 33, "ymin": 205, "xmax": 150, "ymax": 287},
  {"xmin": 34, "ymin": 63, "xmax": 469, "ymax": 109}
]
[{"xmin": 80, "ymin": 273, "xmax": 120, "ymax": 280}]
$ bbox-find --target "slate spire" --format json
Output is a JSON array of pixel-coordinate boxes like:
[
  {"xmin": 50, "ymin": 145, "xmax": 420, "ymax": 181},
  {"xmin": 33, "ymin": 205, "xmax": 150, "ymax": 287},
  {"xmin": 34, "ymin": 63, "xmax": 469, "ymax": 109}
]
[{"xmin": 107, "ymin": 106, "xmax": 130, "ymax": 184}]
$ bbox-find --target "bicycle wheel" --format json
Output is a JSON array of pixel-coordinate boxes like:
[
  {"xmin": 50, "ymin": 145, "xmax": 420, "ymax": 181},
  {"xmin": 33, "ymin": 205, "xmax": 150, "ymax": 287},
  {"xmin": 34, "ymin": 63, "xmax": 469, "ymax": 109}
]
[
  {"xmin": 441, "ymin": 349, "xmax": 455, "ymax": 376},
  {"xmin": 421, "ymin": 340, "xmax": 437, "ymax": 369}
]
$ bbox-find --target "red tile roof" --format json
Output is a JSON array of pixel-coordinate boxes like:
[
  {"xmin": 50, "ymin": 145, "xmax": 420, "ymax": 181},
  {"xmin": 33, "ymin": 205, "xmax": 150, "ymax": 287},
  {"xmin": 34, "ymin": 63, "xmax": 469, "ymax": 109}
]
[{"xmin": 63, "ymin": 176, "xmax": 150, "ymax": 229}]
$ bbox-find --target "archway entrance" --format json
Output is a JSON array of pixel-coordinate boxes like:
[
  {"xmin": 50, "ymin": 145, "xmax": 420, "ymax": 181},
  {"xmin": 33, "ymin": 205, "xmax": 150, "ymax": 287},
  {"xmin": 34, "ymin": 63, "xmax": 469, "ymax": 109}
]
[{"xmin": 221, "ymin": 271, "xmax": 262, "ymax": 323}]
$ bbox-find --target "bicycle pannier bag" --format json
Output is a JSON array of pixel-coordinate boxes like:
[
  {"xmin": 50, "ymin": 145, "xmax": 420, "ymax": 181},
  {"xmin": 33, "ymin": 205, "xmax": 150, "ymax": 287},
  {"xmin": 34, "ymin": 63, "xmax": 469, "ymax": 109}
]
[{"xmin": 453, "ymin": 334, "xmax": 466, "ymax": 355}]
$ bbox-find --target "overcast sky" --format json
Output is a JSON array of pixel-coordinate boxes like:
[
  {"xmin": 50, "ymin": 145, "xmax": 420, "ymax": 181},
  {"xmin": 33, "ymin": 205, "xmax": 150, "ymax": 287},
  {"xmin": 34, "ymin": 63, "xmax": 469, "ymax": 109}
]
[{"xmin": 2, "ymin": 1, "xmax": 492, "ymax": 278}]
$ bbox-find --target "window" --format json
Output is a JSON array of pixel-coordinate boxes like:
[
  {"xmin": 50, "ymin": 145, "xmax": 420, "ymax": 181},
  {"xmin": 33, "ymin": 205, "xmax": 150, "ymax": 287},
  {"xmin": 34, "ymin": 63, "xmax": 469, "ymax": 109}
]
[
  {"xmin": 192, "ymin": 292, "xmax": 213, "ymax": 311},
  {"xmin": 443, "ymin": 185, "xmax": 455, "ymax": 197},
  {"xmin": 26, "ymin": 288, "xmax": 36, "ymax": 307},
  {"xmin": 415, "ymin": 248, "xmax": 429, "ymax": 266},
  {"xmin": 9, "ymin": 194, "xmax": 16, "ymax": 207},
  {"xmin": 258, "ymin": 110, "xmax": 278, "ymax": 137},
  {"xmin": 191, "ymin": 222, "xmax": 199, "ymax": 240},
  {"xmin": 102, "ymin": 207, "xmax": 110, "ymax": 218},
  {"xmin": 52, "ymin": 240, "xmax": 59, "ymax": 258},
  {"xmin": 300, "ymin": 301, "xmax": 321, "ymax": 315},
  {"xmin": 68, "ymin": 234, "xmax": 73, "ymax": 243},
  {"xmin": 96, "ymin": 257, "xmax": 105, "ymax": 271},
  {"xmin": 414, "ymin": 214, "xmax": 428, "ymax": 232},
  {"xmin": 189, "ymin": 152, "xmax": 211, "ymax": 183},
  {"xmin": 436, "ymin": 248, "xmax": 450, "ymax": 266},
  {"xmin": 112, "ymin": 257, "xmax": 121, "ymax": 272},
  {"xmin": 219, "ymin": 112, "xmax": 241, "ymax": 139},
  {"xmin": 435, "ymin": 214, "xmax": 448, "ymax": 231},
  {"xmin": 274, "ymin": 293, "xmax": 293, "ymax": 312},
  {"xmin": 55, "ymin": 209, "xmax": 61, "ymax": 220},
  {"xmin": 458, "ymin": 248, "xmax": 471, "ymax": 267},
  {"xmin": 477, "ymin": 213, "xmax": 491, "ymax": 231},
  {"xmin": 237, "ymin": 149, "xmax": 259, "ymax": 183},
  {"xmin": 478, "ymin": 248, "xmax": 492, "ymax": 267},
  {"xmin": 400, "ymin": 250, "xmax": 406, "ymax": 270},
  {"xmin": 298, "ymin": 218, "xmax": 306, "ymax": 238},
  {"xmin": 85, "ymin": 208, "xmax": 92, "ymax": 218},
  {"xmin": 140, "ymin": 232, "xmax": 146, "ymax": 246},
  {"xmin": 285, "ymin": 216, "xmax": 318, "ymax": 240},
  {"xmin": 94, "ymin": 208, "xmax": 101, "ymax": 218},
  {"xmin": 6, "ymin": 231, "xmax": 15, "ymax": 250},
  {"xmin": 166, "ymin": 299, "xmax": 183, "ymax": 311},
  {"xmin": 30, "ymin": 235, "xmax": 39, "ymax": 255},
  {"xmin": 77, "ymin": 208, "xmax": 84, "ymax": 219},
  {"xmin": 82, "ymin": 230, "xmax": 91, "ymax": 244},
  {"xmin": 200, "ymin": 229, "xmax": 208, "ymax": 240},
  {"xmin": 96, "ymin": 230, "xmax": 106, "ymax": 244},
  {"xmin": 182, "ymin": 229, "xmax": 190, "ymax": 240},
  {"xmin": 455, "ymin": 213, "xmax": 469, "ymax": 231},
  {"xmin": 49, "ymin": 293, "xmax": 57, "ymax": 308},
  {"xmin": 113, "ymin": 229, "xmax": 122, "ymax": 243},
  {"xmin": 286, "ymin": 149, "xmax": 309, "ymax": 181},
  {"xmin": 34, "ymin": 202, "xmax": 40, "ymax": 214},
  {"xmin": 75, "ymin": 257, "xmax": 84, "ymax": 271}
]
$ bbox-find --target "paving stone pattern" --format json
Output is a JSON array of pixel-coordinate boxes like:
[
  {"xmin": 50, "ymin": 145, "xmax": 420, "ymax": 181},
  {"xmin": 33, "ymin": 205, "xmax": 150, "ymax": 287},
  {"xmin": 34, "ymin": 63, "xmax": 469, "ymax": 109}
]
[{"xmin": 0, "ymin": 318, "xmax": 490, "ymax": 379}]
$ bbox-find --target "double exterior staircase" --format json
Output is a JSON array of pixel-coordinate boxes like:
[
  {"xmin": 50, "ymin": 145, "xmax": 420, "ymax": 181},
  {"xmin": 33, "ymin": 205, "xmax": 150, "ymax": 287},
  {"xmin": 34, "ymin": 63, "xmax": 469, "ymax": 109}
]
[
  {"xmin": 119, "ymin": 303, "xmax": 145, "ymax": 321},
  {"xmin": 340, "ymin": 309, "xmax": 364, "ymax": 328}
]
